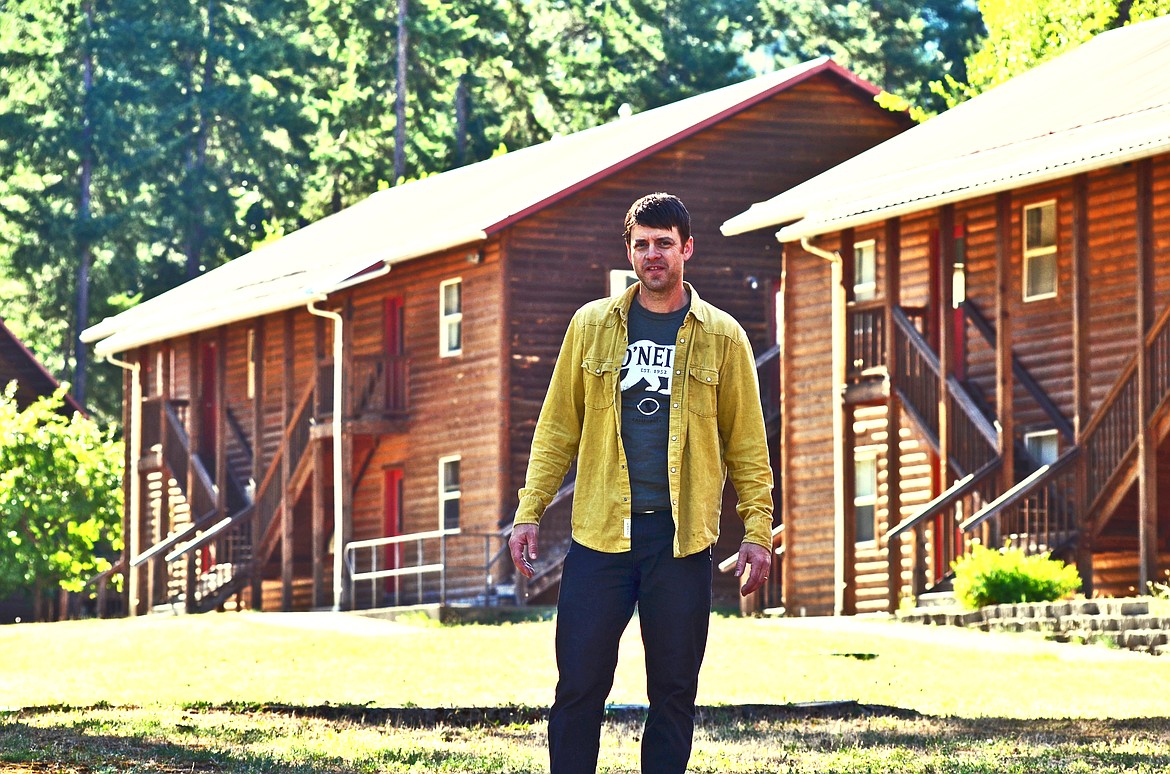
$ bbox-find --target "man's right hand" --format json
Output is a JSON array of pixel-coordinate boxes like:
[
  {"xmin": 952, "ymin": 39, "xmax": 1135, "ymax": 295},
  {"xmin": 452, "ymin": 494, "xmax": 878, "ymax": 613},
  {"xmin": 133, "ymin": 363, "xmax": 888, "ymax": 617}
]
[{"xmin": 509, "ymin": 523, "xmax": 539, "ymax": 579}]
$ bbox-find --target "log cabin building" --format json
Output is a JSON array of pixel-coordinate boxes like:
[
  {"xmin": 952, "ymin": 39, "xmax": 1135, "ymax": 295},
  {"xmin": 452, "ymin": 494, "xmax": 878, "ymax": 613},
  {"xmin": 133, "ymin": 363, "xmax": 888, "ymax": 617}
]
[
  {"xmin": 723, "ymin": 16, "xmax": 1170, "ymax": 616},
  {"xmin": 81, "ymin": 59, "xmax": 912, "ymax": 615}
]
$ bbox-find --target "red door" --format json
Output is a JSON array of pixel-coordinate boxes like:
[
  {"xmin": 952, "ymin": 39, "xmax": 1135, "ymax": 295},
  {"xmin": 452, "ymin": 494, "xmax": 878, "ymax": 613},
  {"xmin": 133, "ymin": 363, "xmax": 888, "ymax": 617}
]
[{"xmin": 383, "ymin": 468, "xmax": 404, "ymax": 597}]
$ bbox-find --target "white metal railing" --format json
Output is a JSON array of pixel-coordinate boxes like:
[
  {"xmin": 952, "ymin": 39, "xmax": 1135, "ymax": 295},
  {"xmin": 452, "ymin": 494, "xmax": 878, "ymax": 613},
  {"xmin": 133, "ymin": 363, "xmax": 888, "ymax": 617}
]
[{"xmin": 345, "ymin": 528, "xmax": 460, "ymax": 607}]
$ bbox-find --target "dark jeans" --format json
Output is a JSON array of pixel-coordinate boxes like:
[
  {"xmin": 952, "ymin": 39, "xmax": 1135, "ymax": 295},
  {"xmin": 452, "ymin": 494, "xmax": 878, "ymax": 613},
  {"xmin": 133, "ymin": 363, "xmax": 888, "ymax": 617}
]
[{"xmin": 548, "ymin": 511, "xmax": 712, "ymax": 774}]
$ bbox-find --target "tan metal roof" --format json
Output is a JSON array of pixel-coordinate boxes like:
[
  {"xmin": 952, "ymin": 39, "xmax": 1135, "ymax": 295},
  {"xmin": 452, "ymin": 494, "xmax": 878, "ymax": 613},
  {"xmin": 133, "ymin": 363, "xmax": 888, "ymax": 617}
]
[
  {"xmin": 86, "ymin": 57, "xmax": 873, "ymax": 357},
  {"xmin": 721, "ymin": 15, "xmax": 1170, "ymax": 242}
]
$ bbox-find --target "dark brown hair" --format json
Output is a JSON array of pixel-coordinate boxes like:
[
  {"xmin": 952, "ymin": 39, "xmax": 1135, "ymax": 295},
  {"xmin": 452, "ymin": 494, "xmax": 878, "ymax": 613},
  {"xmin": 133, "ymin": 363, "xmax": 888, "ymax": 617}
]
[{"xmin": 623, "ymin": 192, "xmax": 691, "ymax": 245}]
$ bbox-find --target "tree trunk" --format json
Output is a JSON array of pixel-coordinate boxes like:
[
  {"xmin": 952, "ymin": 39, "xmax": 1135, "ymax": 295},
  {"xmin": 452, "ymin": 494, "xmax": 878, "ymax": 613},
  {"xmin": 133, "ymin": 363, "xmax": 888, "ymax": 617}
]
[
  {"xmin": 74, "ymin": 0, "xmax": 95, "ymax": 408},
  {"xmin": 186, "ymin": 0, "xmax": 216, "ymax": 279},
  {"xmin": 455, "ymin": 73, "xmax": 468, "ymax": 166},
  {"xmin": 394, "ymin": 0, "xmax": 408, "ymax": 183}
]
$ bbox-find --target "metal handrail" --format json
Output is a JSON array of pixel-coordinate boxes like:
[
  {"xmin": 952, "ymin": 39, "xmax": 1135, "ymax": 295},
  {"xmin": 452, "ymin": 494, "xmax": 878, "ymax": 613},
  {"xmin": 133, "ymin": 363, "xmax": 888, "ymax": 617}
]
[{"xmin": 345, "ymin": 529, "xmax": 460, "ymax": 607}]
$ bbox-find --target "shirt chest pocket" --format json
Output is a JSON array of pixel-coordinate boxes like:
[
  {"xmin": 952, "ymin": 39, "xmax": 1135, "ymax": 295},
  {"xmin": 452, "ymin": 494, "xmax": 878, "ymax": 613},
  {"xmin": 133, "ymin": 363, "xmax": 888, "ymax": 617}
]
[
  {"xmin": 687, "ymin": 366, "xmax": 719, "ymax": 417},
  {"xmin": 582, "ymin": 358, "xmax": 617, "ymax": 409}
]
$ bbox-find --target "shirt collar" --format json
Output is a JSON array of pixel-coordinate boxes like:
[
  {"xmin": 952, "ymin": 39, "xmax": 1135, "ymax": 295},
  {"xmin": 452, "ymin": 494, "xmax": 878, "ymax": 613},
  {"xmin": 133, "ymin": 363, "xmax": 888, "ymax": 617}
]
[{"xmin": 611, "ymin": 281, "xmax": 706, "ymax": 323}]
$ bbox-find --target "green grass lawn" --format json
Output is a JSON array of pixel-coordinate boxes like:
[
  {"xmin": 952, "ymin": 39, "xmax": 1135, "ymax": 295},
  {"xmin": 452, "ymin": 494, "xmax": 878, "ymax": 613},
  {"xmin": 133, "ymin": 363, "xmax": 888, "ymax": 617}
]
[{"xmin": 4, "ymin": 611, "xmax": 1170, "ymax": 772}]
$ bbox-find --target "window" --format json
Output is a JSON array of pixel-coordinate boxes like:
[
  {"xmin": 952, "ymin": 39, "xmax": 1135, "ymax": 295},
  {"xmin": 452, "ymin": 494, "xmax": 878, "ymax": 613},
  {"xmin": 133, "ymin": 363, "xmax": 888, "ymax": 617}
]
[
  {"xmin": 440, "ymin": 278, "xmax": 462, "ymax": 357},
  {"xmin": 1023, "ymin": 201, "xmax": 1057, "ymax": 301},
  {"xmin": 853, "ymin": 240, "xmax": 876, "ymax": 301},
  {"xmin": 854, "ymin": 450, "xmax": 878, "ymax": 544},
  {"xmin": 609, "ymin": 269, "xmax": 638, "ymax": 297},
  {"xmin": 1024, "ymin": 429, "xmax": 1059, "ymax": 467},
  {"xmin": 439, "ymin": 455, "xmax": 461, "ymax": 531},
  {"xmin": 246, "ymin": 328, "xmax": 257, "ymax": 399}
]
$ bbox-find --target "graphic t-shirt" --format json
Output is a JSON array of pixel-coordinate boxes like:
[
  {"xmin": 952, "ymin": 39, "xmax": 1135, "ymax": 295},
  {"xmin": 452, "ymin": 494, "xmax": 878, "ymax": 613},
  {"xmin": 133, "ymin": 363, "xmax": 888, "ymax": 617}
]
[{"xmin": 621, "ymin": 298, "xmax": 689, "ymax": 512}]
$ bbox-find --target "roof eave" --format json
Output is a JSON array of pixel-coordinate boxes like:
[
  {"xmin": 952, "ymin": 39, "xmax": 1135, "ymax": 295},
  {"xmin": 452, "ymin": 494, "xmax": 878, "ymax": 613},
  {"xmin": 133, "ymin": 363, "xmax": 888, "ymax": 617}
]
[{"xmin": 778, "ymin": 138, "xmax": 1170, "ymax": 243}]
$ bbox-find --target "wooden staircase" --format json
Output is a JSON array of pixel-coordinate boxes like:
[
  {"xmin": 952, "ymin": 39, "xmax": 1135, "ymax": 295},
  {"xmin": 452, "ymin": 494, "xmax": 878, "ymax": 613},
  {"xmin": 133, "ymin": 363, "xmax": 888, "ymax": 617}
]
[
  {"xmin": 132, "ymin": 378, "xmax": 319, "ymax": 614},
  {"xmin": 887, "ymin": 297, "xmax": 1170, "ymax": 602}
]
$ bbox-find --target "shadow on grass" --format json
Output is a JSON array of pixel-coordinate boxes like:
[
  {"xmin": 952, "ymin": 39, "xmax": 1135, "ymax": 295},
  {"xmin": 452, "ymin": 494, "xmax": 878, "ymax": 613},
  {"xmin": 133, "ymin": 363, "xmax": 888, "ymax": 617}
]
[{"xmin": 0, "ymin": 714, "xmax": 517, "ymax": 773}]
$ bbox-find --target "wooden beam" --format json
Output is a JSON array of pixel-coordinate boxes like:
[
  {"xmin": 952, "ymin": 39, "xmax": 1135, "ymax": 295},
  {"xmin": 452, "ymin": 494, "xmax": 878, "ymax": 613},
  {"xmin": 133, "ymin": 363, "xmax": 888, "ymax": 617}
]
[
  {"xmin": 215, "ymin": 327, "xmax": 227, "ymax": 531},
  {"xmin": 1136, "ymin": 158, "xmax": 1158, "ymax": 590},
  {"xmin": 340, "ymin": 298, "xmax": 356, "ymax": 609},
  {"xmin": 282, "ymin": 311, "xmax": 295, "ymax": 611},
  {"xmin": 1071, "ymin": 174, "xmax": 1094, "ymax": 594},
  {"xmin": 995, "ymin": 192, "xmax": 1014, "ymax": 537},
  {"xmin": 185, "ymin": 336, "xmax": 199, "ymax": 615},
  {"xmin": 779, "ymin": 244, "xmax": 795, "ymax": 615},
  {"xmin": 312, "ymin": 437, "xmax": 326, "ymax": 608},
  {"xmin": 884, "ymin": 217, "xmax": 903, "ymax": 613},
  {"xmin": 251, "ymin": 318, "xmax": 265, "ymax": 610}
]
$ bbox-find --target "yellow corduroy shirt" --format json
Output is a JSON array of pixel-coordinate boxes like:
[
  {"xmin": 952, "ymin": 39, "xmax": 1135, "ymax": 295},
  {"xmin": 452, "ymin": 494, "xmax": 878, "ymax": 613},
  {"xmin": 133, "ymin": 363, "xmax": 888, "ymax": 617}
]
[{"xmin": 514, "ymin": 282, "xmax": 774, "ymax": 557}]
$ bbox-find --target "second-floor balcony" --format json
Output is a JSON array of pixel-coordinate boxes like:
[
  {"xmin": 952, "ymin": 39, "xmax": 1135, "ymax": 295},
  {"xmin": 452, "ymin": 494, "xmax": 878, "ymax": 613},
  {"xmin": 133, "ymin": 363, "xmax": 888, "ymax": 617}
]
[
  {"xmin": 846, "ymin": 301, "xmax": 928, "ymax": 385},
  {"xmin": 316, "ymin": 354, "xmax": 410, "ymax": 434}
]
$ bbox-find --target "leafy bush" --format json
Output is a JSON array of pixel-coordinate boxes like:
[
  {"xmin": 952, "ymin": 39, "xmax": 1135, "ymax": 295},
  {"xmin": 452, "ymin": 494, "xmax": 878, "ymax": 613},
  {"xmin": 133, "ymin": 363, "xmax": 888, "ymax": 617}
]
[{"xmin": 952, "ymin": 545, "xmax": 1081, "ymax": 610}]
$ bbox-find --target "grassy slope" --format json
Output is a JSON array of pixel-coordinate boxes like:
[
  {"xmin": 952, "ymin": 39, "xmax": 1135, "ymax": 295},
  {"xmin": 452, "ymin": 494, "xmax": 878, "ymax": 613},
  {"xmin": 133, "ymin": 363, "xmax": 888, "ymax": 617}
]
[{"xmin": 3, "ymin": 612, "xmax": 1170, "ymax": 718}]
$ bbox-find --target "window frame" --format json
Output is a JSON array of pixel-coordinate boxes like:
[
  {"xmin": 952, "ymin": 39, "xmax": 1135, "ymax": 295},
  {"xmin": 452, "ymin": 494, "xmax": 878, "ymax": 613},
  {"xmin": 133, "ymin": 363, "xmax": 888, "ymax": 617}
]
[
  {"xmin": 439, "ymin": 277, "xmax": 463, "ymax": 358},
  {"xmin": 1022, "ymin": 200, "xmax": 1058, "ymax": 302},
  {"xmin": 438, "ymin": 454, "xmax": 461, "ymax": 532},
  {"xmin": 853, "ymin": 447, "xmax": 879, "ymax": 546},
  {"xmin": 1024, "ymin": 428, "xmax": 1060, "ymax": 467},
  {"xmin": 853, "ymin": 239, "xmax": 877, "ymax": 301}
]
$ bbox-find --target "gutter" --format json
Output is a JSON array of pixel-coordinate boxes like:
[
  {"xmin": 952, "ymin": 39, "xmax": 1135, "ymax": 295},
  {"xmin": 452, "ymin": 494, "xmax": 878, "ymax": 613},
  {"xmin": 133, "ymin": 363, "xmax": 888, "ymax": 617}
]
[
  {"xmin": 104, "ymin": 354, "xmax": 143, "ymax": 615},
  {"xmin": 305, "ymin": 262, "xmax": 391, "ymax": 612},
  {"xmin": 800, "ymin": 236, "xmax": 848, "ymax": 618}
]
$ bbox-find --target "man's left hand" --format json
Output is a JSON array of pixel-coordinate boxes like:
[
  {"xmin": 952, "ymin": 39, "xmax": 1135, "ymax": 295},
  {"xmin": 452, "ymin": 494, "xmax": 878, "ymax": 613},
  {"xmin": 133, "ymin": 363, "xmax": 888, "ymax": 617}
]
[{"xmin": 735, "ymin": 542, "xmax": 772, "ymax": 597}]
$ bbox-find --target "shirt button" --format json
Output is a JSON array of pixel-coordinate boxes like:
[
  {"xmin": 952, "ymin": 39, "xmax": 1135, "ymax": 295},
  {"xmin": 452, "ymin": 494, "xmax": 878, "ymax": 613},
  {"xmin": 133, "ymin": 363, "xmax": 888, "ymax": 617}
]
[
  {"xmin": 706, "ymin": 377, "xmax": 712, "ymax": 382},
  {"xmin": 596, "ymin": 368, "xmax": 602, "ymax": 374},
  {"xmin": 671, "ymin": 435, "xmax": 677, "ymax": 441},
  {"xmin": 680, "ymin": 338, "xmax": 686, "ymax": 344},
  {"xmin": 670, "ymin": 467, "xmax": 677, "ymax": 473},
  {"xmin": 675, "ymin": 370, "xmax": 681, "ymax": 375},
  {"xmin": 673, "ymin": 403, "xmax": 679, "ymax": 408}
]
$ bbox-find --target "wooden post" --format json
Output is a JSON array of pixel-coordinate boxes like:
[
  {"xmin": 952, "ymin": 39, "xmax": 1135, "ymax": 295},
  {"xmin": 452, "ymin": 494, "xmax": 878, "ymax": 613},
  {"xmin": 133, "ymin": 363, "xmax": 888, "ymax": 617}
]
[
  {"xmin": 281, "ymin": 312, "xmax": 295, "ymax": 611},
  {"xmin": 936, "ymin": 206, "xmax": 956, "ymax": 584},
  {"xmin": 884, "ymin": 217, "xmax": 903, "ymax": 613},
  {"xmin": 126, "ymin": 352, "xmax": 145, "ymax": 616},
  {"xmin": 251, "ymin": 319, "xmax": 265, "ymax": 610},
  {"xmin": 312, "ymin": 315, "xmax": 327, "ymax": 609},
  {"xmin": 995, "ymin": 192, "xmax": 1014, "ymax": 550},
  {"xmin": 215, "ymin": 329, "xmax": 227, "ymax": 529},
  {"xmin": 779, "ymin": 249, "xmax": 794, "ymax": 615},
  {"xmin": 1071, "ymin": 174, "xmax": 1094, "ymax": 594},
  {"xmin": 340, "ymin": 298, "xmax": 356, "ymax": 609},
  {"xmin": 1136, "ymin": 158, "xmax": 1158, "ymax": 591},
  {"xmin": 839, "ymin": 233, "xmax": 856, "ymax": 615},
  {"xmin": 185, "ymin": 336, "xmax": 200, "ymax": 615}
]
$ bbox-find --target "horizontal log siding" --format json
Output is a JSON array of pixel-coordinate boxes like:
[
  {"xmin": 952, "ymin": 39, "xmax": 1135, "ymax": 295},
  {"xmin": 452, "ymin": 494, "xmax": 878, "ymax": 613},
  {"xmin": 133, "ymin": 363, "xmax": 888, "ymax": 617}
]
[
  {"xmin": 343, "ymin": 242, "xmax": 506, "ymax": 602},
  {"xmin": 780, "ymin": 247, "xmax": 836, "ymax": 615},
  {"xmin": 852, "ymin": 405, "xmax": 890, "ymax": 613},
  {"xmin": 504, "ymin": 75, "xmax": 911, "ymax": 609},
  {"xmin": 1085, "ymin": 167, "xmax": 1141, "ymax": 416}
]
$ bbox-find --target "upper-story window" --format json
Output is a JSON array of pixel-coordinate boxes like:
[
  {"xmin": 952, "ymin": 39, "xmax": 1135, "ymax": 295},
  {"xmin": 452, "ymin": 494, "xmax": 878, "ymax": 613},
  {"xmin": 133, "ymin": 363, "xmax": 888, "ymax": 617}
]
[
  {"xmin": 1023, "ymin": 201, "xmax": 1057, "ymax": 301},
  {"xmin": 439, "ymin": 455, "xmax": 461, "ymax": 531},
  {"xmin": 854, "ymin": 448, "xmax": 878, "ymax": 544},
  {"xmin": 440, "ymin": 278, "xmax": 462, "ymax": 357},
  {"xmin": 1024, "ymin": 429, "xmax": 1059, "ymax": 467},
  {"xmin": 853, "ymin": 240, "xmax": 876, "ymax": 301},
  {"xmin": 609, "ymin": 269, "xmax": 637, "ymax": 297}
]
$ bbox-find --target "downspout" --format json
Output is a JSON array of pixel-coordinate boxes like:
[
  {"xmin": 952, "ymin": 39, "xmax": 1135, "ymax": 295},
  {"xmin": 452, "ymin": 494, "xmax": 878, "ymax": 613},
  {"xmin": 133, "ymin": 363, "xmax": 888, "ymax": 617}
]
[
  {"xmin": 306, "ymin": 263, "xmax": 390, "ymax": 612},
  {"xmin": 104, "ymin": 353, "xmax": 142, "ymax": 615},
  {"xmin": 800, "ymin": 236, "xmax": 847, "ymax": 617}
]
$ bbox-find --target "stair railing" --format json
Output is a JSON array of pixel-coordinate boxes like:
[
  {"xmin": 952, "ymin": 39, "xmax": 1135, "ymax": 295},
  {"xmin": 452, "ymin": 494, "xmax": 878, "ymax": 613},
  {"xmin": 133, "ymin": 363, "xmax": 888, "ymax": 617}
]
[
  {"xmin": 251, "ymin": 378, "xmax": 317, "ymax": 557},
  {"xmin": 961, "ymin": 447, "xmax": 1081, "ymax": 557},
  {"xmin": 1080, "ymin": 301, "xmax": 1170, "ymax": 517},
  {"xmin": 886, "ymin": 458, "xmax": 1002, "ymax": 599},
  {"xmin": 960, "ymin": 300, "xmax": 1075, "ymax": 442},
  {"xmin": 890, "ymin": 306, "xmax": 999, "ymax": 477}
]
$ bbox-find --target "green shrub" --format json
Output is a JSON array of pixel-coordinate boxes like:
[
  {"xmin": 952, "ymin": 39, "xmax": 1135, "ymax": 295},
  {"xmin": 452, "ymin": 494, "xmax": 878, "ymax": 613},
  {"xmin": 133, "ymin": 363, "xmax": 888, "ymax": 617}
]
[{"xmin": 951, "ymin": 545, "xmax": 1081, "ymax": 610}]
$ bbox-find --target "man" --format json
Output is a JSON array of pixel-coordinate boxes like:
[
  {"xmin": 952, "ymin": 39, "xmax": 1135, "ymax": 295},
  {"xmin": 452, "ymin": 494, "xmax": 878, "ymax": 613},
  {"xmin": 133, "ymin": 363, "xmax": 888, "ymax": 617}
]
[{"xmin": 510, "ymin": 192, "xmax": 773, "ymax": 774}]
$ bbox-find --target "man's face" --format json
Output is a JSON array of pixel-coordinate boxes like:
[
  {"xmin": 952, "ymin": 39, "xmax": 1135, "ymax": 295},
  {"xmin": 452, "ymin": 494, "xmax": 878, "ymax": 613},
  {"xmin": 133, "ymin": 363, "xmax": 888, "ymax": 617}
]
[{"xmin": 626, "ymin": 224, "xmax": 693, "ymax": 295}]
